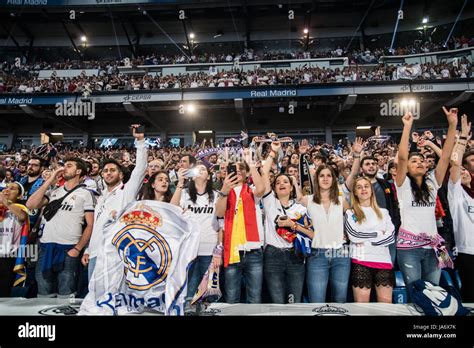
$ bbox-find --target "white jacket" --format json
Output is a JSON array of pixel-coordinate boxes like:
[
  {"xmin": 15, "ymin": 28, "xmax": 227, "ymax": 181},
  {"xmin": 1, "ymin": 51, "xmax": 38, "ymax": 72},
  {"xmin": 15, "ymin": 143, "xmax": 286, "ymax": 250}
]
[{"xmin": 85, "ymin": 140, "xmax": 147, "ymax": 258}]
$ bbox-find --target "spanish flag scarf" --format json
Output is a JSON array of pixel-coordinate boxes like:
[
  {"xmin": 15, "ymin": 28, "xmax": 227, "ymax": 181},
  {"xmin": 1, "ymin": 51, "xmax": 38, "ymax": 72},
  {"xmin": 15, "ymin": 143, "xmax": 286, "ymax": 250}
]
[{"xmin": 224, "ymin": 184, "xmax": 260, "ymax": 267}]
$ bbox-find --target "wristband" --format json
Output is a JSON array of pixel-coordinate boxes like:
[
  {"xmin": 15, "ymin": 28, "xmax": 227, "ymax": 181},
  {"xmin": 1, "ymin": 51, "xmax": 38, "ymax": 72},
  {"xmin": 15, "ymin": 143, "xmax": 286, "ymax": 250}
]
[
  {"xmin": 217, "ymin": 190, "xmax": 229, "ymax": 198},
  {"xmin": 73, "ymin": 247, "xmax": 81, "ymax": 253},
  {"xmin": 459, "ymin": 136, "xmax": 468, "ymax": 140},
  {"xmin": 213, "ymin": 244, "xmax": 223, "ymax": 257}
]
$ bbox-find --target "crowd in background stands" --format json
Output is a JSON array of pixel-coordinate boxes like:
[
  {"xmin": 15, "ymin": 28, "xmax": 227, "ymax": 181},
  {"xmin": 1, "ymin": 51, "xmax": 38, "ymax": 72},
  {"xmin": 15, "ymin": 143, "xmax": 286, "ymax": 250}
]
[
  {"xmin": 0, "ymin": 109, "xmax": 473, "ymax": 309},
  {"xmin": 1, "ymin": 35, "xmax": 472, "ymax": 72},
  {"xmin": 0, "ymin": 58, "xmax": 472, "ymax": 94}
]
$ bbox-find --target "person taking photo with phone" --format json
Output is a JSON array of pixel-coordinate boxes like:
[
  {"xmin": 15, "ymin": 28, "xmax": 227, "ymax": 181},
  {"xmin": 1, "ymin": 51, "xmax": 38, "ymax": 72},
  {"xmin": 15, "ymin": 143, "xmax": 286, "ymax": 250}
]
[
  {"xmin": 171, "ymin": 163, "xmax": 223, "ymax": 311},
  {"xmin": 214, "ymin": 150, "xmax": 266, "ymax": 303},
  {"xmin": 81, "ymin": 125, "xmax": 147, "ymax": 281}
]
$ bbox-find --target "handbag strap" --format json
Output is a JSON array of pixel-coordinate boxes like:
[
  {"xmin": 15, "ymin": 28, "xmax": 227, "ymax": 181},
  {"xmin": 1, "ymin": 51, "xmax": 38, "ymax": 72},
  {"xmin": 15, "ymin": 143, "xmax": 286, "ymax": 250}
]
[{"xmin": 50, "ymin": 184, "xmax": 86, "ymax": 205}]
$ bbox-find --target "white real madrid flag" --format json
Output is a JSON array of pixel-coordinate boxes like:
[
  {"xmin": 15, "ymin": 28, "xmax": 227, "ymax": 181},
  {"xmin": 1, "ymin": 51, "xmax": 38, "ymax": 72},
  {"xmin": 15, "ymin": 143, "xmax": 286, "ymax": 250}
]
[
  {"xmin": 79, "ymin": 200, "xmax": 200, "ymax": 316},
  {"xmin": 396, "ymin": 64, "xmax": 422, "ymax": 80}
]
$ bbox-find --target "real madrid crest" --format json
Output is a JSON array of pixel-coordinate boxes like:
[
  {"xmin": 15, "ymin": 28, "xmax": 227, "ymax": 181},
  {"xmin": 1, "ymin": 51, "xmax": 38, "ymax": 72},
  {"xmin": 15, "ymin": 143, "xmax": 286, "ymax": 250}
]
[{"xmin": 112, "ymin": 204, "xmax": 171, "ymax": 291}]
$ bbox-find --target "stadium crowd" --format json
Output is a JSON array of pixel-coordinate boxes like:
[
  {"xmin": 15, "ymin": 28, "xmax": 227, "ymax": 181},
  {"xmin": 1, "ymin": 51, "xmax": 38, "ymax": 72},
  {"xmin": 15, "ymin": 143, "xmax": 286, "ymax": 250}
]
[
  {"xmin": 0, "ymin": 58, "xmax": 472, "ymax": 94},
  {"xmin": 0, "ymin": 108, "xmax": 472, "ymax": 310}
]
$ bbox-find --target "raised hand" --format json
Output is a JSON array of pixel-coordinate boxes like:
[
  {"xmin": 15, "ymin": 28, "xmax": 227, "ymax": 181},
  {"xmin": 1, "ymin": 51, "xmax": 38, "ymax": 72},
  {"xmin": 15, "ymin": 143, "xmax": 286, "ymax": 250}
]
[
  {"xmin": 402, "ymin": 112, "xmax": 414, "ymax": 127},
  {"xmin": 423, "ymin": 130, "xmax": 434, "ymax": 140},
  {"xmin": 243, "ymin": 148, "xmax": 256, "ymax": 167},
  {"xmin": 442, "ymin": 106, "xmax": 459, "ymax": 126},
  {"xmin": 460, "ymin": 114, "xmax": 471, "ymax": 138},
  {"xmin": 177, "ymin": 168, "xmax": 188, "ymax": 185},
  {"xmin": 299, "ymin": 139, "xmax": 309, "ymax": 155},
  {"xmin": 130, "ymin": 124, "xmax": 145, "ymax": 141},
  {"xmin": 352, "ymin": 137, "xmax": 364, "ymax": 154},
  {"xmin": 221, "ymin": 173, "xmax": 240, "ymax": 195},
  {"xmin": 271, "ymin": 141, "xmax": 281, "ymax": 153}
]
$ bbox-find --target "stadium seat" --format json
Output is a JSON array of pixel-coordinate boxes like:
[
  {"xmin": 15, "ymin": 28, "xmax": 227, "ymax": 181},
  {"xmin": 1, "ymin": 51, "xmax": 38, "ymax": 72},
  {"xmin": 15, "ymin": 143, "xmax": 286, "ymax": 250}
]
[{"xmin": 392, "ymin": 271, "xmax": 407, "ymax": 304}]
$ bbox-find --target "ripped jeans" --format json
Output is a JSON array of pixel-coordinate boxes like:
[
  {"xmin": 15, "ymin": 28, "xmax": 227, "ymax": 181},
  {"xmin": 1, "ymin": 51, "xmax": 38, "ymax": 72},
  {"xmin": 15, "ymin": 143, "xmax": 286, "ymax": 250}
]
[{"xmin": 397, "ymin": 248, "xmax": 441, "ymax": 301}]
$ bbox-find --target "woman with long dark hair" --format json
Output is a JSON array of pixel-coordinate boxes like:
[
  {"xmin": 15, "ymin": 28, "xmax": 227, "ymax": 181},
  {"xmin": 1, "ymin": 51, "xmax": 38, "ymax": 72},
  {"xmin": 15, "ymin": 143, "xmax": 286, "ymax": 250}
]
[
  {"xmin": 141, "ymin": 171, "xmax": 172, "ymax": 202},
  {"xmin": 171, "ymin": 164, "xmax": 222, "ymax": 308},
  {"xmin": 297, "ymin": 163, "xmax": 351, "ymax": 303},
  {"xmin": 395, "ymin": 108, "xmax": 457, "ymax": 292},
  {"xmin": 260, "ymin": 142, "xmax": 314, "ymax": 304}
]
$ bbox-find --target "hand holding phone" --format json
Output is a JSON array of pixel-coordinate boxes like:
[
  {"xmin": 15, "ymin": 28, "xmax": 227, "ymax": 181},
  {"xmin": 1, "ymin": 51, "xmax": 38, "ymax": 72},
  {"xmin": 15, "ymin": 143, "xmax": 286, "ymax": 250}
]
[
  {"xmin": 227, "ymin": 163, "xmax": 237, "ymax": 176},
  {"xmin": 130, "ymin": 125, "xmax": 145, "ymax": 140},
  {"xmin": 184, "ymin": 168, "xmax": 200, "ymax": 178}
]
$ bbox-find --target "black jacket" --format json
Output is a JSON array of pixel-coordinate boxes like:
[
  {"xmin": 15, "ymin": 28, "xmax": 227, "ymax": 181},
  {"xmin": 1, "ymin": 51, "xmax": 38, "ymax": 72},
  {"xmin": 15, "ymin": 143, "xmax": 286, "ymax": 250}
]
[{"xmin": 375, "ymin": 177, "xmax": 401, "ymax": 234}]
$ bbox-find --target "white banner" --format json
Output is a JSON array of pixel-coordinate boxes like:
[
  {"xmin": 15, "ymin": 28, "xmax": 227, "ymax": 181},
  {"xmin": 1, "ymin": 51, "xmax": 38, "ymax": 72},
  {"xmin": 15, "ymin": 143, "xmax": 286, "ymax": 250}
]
[
  {"xmin": 396, "ymin": 64, "xmax": 422, "ymax": 80},
  {"xmin": 79, "ymin": 200, "xmax": 199, "ymax": 316}
]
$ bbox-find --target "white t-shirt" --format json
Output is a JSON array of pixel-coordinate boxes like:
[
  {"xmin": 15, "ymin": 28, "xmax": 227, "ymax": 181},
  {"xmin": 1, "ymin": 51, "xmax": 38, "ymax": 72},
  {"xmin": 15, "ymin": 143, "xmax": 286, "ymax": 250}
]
[
  {"xmin": 180, "ymin": 189, "xmax": 219, "ymax": 256},
  {"xmin": 345, "ymin": 207, "xmax": 395, "ymax": 266},
  {"xmin": 230, "ymin": 185, "xmax": 264, "ymax": 251},
  {"xmin": 262, "ymin": 192, "xmax": 310, "ymax": 249},
  {"xmin": 396, "ymin": 171, "xmax": 439, "ymax": 237},
  {"xmin": 306, "ymin": 194, "xmax": 345, "ymax": 249},
  {"xmin": 40, "ymin": 185, "xmax": 95, "ymax": 245},
  {"xmin": 0, "ymin": 210, "xmax": 24, "ymax": 257},
  {"xmin": 441, "ymin": 69, "xmax": 450, "ymax": 78},
  {"xmin": 448, "ymin": 179, "xmax": 474, "ymax": 255}
]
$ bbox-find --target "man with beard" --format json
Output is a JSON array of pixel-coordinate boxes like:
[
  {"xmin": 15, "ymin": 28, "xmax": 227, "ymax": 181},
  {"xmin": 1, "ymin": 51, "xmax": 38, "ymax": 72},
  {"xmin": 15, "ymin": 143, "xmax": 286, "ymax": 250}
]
[
  {"xmin": 14, "ymin": 161, "xmax": 28, "ymax": 182},
  {"xmin": 16, "ymin": 156, "xmax": 46, "ymax": 297},
  {"xmin": 81, "ymin": 125, "xmax": 147, "ymax": 280},
  {"xmin": 20, "ymin": 156, "xmax": 46, "ymax": 229},
  {"xmin": 26, "ymin": 157, "xmax": 95, "ymax": 298},
  {"xmin": 89, "ymin": 158, "xmax": 106, "ymax": 194}
]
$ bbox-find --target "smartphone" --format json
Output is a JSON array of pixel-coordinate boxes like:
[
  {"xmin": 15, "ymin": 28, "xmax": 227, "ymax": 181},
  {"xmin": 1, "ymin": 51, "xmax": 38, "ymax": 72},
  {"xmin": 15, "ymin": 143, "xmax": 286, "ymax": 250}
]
[
  {"xmin": 130, "ymin": 125, "xmax": 145, "ymax": 134},
  {"xmin": 227, "ymin": 163, "xmax": 237, "ymax": 176},
  {"xmin": 184, "ymin": 168, "xmax": 200, "ymax": 178}
]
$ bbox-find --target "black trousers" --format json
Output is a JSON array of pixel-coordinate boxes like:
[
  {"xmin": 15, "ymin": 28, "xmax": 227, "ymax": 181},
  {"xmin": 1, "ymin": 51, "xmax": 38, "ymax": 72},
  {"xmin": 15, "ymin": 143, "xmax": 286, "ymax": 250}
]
[
  {"xmin": 0, "ymin": 258, "xmax": 16, "ymax": 297},
  {"xmin": 456, "ymin": 253, "xmax": 474, "ymax": 303}
]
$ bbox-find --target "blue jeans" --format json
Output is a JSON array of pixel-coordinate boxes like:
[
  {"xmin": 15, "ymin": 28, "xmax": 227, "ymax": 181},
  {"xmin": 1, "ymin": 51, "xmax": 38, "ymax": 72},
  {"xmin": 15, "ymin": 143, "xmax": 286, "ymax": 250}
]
[
  {"xmin": 35, "ymin": 245, "xmax": 80, "ymax": 298},
  {"xmin": 186, "ymin": 255, "xmax": 213, "ymax": 302},
  {"xmin": 388, "ymin": 242, "xmax": 397, "ymax": 268},
  {"xmin": 88, "ymin": 256, "xmax": 97, "ymax": 282},
  {"xmin": 306, "ymin": 248, "xmax": 351, "ymax": 303},
  {"xmin": 224, "ymin": 248, "xmax": 263, "ymax": 304},
  {"xmin": 397, "ymin": 248, "xmax": 441, "ymax": 299},
  {"xmin": 264, "ymin": 245, "xmax": 305, "ymax": 304}
]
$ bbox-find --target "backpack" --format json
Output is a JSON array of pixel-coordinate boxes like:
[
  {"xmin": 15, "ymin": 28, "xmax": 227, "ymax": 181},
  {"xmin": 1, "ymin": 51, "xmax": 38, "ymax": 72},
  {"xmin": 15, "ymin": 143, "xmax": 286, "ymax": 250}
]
[{"xmin": 410, "ymin": 280, "xmax": 471, "ymax": 316}]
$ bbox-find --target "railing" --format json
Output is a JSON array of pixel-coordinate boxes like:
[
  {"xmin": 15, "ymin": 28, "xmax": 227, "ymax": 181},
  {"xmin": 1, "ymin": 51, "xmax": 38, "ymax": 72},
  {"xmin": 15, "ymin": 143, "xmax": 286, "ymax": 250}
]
[
  {"xmin": 379, "ymin": 46, "xmax": 473, "ymax": 66},
  {"xmin": 32, "ymin": 47, "xmax": 473, "ymax": 80},
  {"xmin": 118, "ymin": 57, "xmax": 350, "ymax": 76}
]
